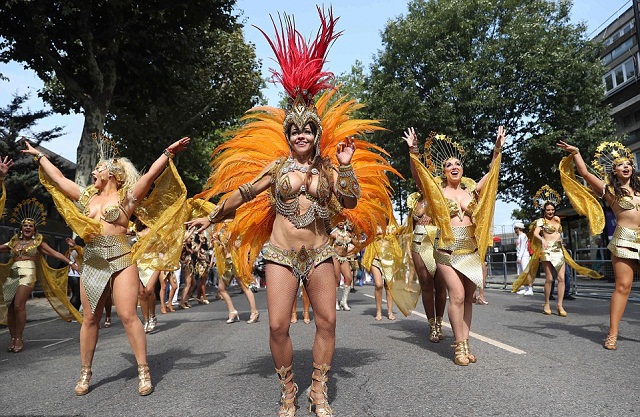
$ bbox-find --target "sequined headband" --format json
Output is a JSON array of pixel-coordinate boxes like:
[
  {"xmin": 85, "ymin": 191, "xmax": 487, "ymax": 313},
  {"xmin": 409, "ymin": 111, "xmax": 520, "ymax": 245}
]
[
  {"xmin": 533, "ymin": 185, "xmax": 561, "ymax": 209},
  {"xmin": 11, "ymin": 197, "xmax": 47, "ymax": 227},
  {"xmin": 424, "ymin": 131, "xmax": 466, "ymax": 177}
]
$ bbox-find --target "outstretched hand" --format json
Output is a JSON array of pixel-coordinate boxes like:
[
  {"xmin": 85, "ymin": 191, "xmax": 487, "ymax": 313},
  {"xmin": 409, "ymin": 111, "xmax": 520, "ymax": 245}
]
[
  {"xmin": 168, "ymin": 137, "xmax": 191, "ymax": 154},
  {"xmin": 0, "ymin": 156, "xmax": 14, "ymax": 177},
  {"xmin": 556, "ymin": 140, "xmax": 578, "ymax": 154},
  {"xmin": 337, "ymin": 136, "xmax": 356, "ymax": 166},
  {"xmin": 20, "ymin": 138, "xmax": 39, "ymax": 157},
  {"xmin": 185, "ymin": 218, "xmax": 210, "ymax": 234},
  {"xmin": 402, "ymin": 127, "xmax": 418, "ymax": 149},
  {"xmin": 495, "ymin": 125, "xmax": 506, "ymax": 150}
]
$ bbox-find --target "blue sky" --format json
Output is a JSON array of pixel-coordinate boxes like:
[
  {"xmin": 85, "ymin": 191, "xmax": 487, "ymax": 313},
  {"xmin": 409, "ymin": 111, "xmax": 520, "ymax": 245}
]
[{"xmin": 0, "ymin": 0, "xmax": 631, "ymax": 226}]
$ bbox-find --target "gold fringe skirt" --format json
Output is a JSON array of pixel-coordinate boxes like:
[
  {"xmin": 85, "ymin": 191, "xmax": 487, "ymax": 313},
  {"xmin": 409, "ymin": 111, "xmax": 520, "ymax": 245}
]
[
  {"xmin": 2, "ymin": 260, "xmax": 36, "ymax": 306},
  {"xmin": 411, "ymin": 224, "xmax": 437, "ymax": 277},
  {"xmin": 607, "ymin": 225, "xmax": 640, "ymax": 260},
  {"xmin": 434, "ymin": 225, "xmax": 483, "ymax": 287},
  {"xmin": 541, "ymin": 240, "xmax": 565, "ymax": 271}
]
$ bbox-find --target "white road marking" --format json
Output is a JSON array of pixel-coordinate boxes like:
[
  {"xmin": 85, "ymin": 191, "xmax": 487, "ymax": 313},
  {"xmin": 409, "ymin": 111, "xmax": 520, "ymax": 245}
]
[{"xmin": 363, "ymin": 293, "xmax": 526, "ymax": 354}]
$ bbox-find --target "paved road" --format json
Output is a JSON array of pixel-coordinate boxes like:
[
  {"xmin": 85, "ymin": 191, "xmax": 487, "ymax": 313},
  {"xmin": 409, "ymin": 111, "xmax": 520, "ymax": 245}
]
[{"xmin": 1, "ymin": 284, "xmax": 639, "ymax": 416}]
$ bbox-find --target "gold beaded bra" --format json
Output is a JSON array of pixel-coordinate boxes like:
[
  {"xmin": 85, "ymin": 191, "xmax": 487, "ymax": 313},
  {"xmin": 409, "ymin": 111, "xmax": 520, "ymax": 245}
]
[
  {"xmin": 445, "ymin": 194, "xmax": 478, "ymax": 222},
  {"xmin": 77, "ymin": 186, "xmax": 128, "ymax": 224},
  {"xmin": 539, "ymin": 218, "xmax": 562, "ymax": 234},
  {"xmin": 272, "ymin": 158, "xmax": 331, "ymax": 229}
]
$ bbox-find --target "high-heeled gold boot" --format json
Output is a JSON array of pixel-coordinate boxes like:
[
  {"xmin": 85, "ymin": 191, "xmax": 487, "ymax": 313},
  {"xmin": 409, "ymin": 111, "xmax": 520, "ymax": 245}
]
[
  {"xmin": 308, "ymin": 362, "xmax": 334, "ymax": 417},
  {"xmin": 74, "ymin": 365, "xmax": 92, "ymax": 396},
  {"xmin": 276, "ymin": 364, "xmax": 298, "ymax": 417},
  {"xmin": 464, "ymin": 339, "xmax": 477, "ymax": 363},
  {"xmin": 452, "ymin": 341, "xmax": 469, "ymax": 366},
  {"xmin": 435, "ymin": 316, "xmax": 444, "ymax": 340},
  {"xmin": 428, "ymin": 318, "xmax": 439, "ymax": 343},
  {"xmin": 137, "ymin": 364, "xmax": 154, "ymax": 396}
]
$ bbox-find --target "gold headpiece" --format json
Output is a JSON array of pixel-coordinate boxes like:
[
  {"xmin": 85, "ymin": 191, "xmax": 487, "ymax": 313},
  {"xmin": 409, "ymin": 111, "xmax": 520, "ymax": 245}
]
[
  {"xmin": 533, "ymin": 185, "xmax": 561, "ymax": 209},
  {"xmin": 93, "ymin": 132, "xmax": 125, "ymax": 183},
  {"xmin": 424, "ymin": 131, "xmax": 466, "ymax": 177},
  {"xmin": 11, "ymin": 197, "xmax": 47, "ymax": 227},
  {"xmin": 592, "ymin": 141, "xmax": 634, "ymax": 178}
]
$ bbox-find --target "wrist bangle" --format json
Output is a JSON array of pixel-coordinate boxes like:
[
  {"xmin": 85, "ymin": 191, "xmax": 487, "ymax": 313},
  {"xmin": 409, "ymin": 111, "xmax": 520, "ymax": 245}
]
[
  {"xmin": 68, "ymin": 261, "xmax": 74, "ymax": 265},
  {"xmin": 571, "ymin": 148, "xmax": 579, "ymax": 155},
  {"xmin": 34, "ymin": 152, "xmax": 45, "ymax": 162},
  {"xmin": 409, "ymin": 146, "xmax": 420, "ymax": 155},
  {"xmin": 163, "ymin": 149, "xmax": 174, "ymax": 159}
]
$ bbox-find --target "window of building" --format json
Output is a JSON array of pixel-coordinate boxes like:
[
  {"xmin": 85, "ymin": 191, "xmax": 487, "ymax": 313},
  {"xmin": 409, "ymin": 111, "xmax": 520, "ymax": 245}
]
[
  {"xmin": 604, "ymin": 20, "xmax": 635, "ymax": 47},
  {"xmin": 602, "ymin": 37, "xmax": 635, "ymax": 65},
  {"xmin": 603, "ymin": 56, "xmax": 637, "ymax": 93}
]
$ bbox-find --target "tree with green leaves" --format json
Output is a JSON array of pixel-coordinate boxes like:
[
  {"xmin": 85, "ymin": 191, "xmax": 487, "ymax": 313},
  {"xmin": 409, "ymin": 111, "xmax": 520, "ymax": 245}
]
[
  {"xmin": 0, "ymin": 92, "xmax": 71, "ymax": 217},
  {"xmin": 0, "ymin": 0, "xmax": 261, "ymax": 189},
  {"xmin": 365, "ymin": 0, "xmax": 615, "ymax": 219}
]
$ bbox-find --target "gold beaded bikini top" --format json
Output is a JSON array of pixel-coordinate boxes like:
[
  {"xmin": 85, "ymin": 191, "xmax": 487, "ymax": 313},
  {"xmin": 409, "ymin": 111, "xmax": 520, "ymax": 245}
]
[
  {"xmin": 77, "ymin": 186, "xmax": 128, "ymax": 224},
  {"xmin": 538, "ymin": 218, "xmax": 562, "ymax": 234},
  {"xmin": 9, "ymin": 237, "xmax": 40, "ymax": 258},
  {"xmin": 334, "ymin": 229, "xmax": 351, "ymax": 247},
  {"xmin": 271, "ymin": 158, "xmax": 331, "ymax": 229},
  {"xmin": 445, "ymin": 194, "xmax": 478, "ymax": 221}
]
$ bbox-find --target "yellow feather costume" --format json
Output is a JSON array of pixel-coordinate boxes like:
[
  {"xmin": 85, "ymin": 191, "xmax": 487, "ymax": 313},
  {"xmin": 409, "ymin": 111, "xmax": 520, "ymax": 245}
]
[{"xmin": 195, "ymin": 90, "xmax": 399, "ymax": 284}]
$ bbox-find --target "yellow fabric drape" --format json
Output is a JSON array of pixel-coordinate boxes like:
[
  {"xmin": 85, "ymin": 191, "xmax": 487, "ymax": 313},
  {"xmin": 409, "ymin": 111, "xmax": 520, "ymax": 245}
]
[
  {"xmin": 0, "ymin": 256, "xmax": 82, "ymax": 325},
  {"xmin": 409, "ymin": 153, "xmax": 454, "ymax": 246},
  {"xmin": 558, "ymin": 154, "xmax": 605, "ymax": 235},
  {"xmin": 0, "ymin": 182, "xmax": 6, "ymax": 219},
  {"xmin": 132, "ymin": 161, "xmax": 188, "ymax": 272},
  {"xmin": 473, "ymin": 153, "xmax": 501, "ymax": 262}
]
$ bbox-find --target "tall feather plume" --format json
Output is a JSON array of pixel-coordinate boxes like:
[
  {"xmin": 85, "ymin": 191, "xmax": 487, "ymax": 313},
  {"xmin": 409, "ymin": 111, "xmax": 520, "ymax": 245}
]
[{"xmin": 255, "ymin": 6, "xmax": 342, "ymax": 104}]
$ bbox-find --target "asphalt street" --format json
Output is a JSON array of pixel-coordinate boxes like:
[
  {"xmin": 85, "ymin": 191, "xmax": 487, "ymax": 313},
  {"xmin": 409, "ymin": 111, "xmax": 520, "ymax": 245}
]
[{"xmin": 1, "ymin": 284, "xmax": 639, "ymax": 417}]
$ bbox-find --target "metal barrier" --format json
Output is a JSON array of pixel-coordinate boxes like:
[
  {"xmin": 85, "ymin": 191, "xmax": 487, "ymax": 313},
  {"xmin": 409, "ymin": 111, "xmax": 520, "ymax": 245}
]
[{"xmin": 485, "ymin": 247, "xmax": 640, "ymax": 301}]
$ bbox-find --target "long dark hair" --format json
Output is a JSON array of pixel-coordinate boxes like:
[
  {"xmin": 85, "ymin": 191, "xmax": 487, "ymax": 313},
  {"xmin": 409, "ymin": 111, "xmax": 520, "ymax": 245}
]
[{"xmin": 608, "ymin": 169, "xmax": 640, "ymax": 198}]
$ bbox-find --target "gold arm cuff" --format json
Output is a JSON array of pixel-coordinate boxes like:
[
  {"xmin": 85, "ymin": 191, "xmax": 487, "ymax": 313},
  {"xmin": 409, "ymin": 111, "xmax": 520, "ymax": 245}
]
[
  {"xmin": 207, "ymin": 201, "xmax": 226, "ymax": 224},
  {"xmin": 337, "ymin": 164, "xmax": 361, "ymax": 199}
]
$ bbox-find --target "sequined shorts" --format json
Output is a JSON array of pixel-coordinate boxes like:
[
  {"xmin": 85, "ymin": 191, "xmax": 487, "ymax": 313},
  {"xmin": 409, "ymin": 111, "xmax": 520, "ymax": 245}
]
[
  {"xmin": 82, "ymin": 235, "xmax": 133, "ymax": 313},
  {"xmin": 608, "ymin": 226, "xmax": 640, "ymax": 260},
  {"xmin": 262, "ymin": 241, "xmax": 335, "ymax": 282},
  {"xmin": 2, "ymin": 260, "xmax": 36, "ymax": 306}
]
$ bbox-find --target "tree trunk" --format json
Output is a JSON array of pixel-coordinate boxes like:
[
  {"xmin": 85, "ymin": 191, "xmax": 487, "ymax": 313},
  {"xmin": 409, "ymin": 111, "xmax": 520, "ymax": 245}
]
[{"xmin": 75, "ymin": 108, "xmax": 106, "ymax": 187}]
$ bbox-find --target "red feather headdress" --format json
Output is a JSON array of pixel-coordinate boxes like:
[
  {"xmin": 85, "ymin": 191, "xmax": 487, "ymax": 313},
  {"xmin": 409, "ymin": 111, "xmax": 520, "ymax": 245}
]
[{"xmin": 255, "ymin": 6, "xmax": 342, "ymax": 153}]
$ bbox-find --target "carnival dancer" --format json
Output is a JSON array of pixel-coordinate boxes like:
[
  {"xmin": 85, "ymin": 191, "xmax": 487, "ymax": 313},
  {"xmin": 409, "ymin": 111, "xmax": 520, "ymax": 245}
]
[
  {"xmin": 510, "ymin": 185, "xmax": 601, "ymax": 315},
  {"xmin": 557, "ymin": 140, "xmax": 634, "ymax": 350},
  {"xmin": 1, "ymin": 198, "xmax": 82, "ymax": 353},
  {"xmin": 406, "ymin": 192, "xmax": 446, "ymax": 341},
  {"xmin": 187, "ymin": 8, "xmax": 397, "ymax": 416},
  {"xmin": 331, "ymin": 220, "xmax": 358, "ymax": 311},
  {"xmin": 22, "ymin": 134, "xmax": 189, "ymax": 395},
  {"xmin": 403, "ymin": 126, "xmax": 504, "ymax": 366},
  {"xmin": 361, "ymin": 223, "xmax": 400, "ymax": 321}
]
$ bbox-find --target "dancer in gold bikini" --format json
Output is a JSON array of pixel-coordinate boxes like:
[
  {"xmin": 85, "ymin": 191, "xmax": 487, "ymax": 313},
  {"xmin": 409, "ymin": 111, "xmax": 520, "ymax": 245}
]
[
  {"xmin": 1, "ymin": 198, "xmax": 82, "ymax": 353},
  {"xmin": 511, "ymin": 185, "xmax": 601, "ymax": 316},
  {"xmin": 558, "ymin": 140, "xmax": 636, "ymax": 350},
  {"xmin": 23, "ymin": 134, "xmax": 189, "ymax": 396},
  {"xmin": 407, "ymin": 192, "xmax": 446, "ymax": 341},
  {"xmin": 404, "ymin": 127, "xmax": 504, "ymax": 366},
  {"xmin": 187, "ymin": 8, "xmax": 396, "ymax": 416}
]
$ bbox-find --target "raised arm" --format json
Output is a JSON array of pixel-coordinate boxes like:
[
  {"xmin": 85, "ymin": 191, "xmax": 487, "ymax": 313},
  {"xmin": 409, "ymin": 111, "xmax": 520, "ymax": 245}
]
[
  {"xmin": 334, "ymin": 136, "xmax": 359, "ymax": 209},
  {"xmin": 402, "ymin": 127, "xmax": 424, "ymax": 190},
  {"xmin": 186, "ymin": 162, "xmax": 276, "ymax": 233},
  {"xmin": 477, "ymin": 125, "xmax": 506, "ymax": 193},
  {"xmin": 557, "ymin": 140, "xmax": 605, "ymax": 193},
  {"xmin": 22, "ymin": 140, "xmax": 80, "ymax": 200},
  {"xmin": 39, "ymin": 241, "xmax": 79, "ymax": 272},
  {"xmin": 131, "ymin": 137, "xmax": 191, "ymax": 202}
]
